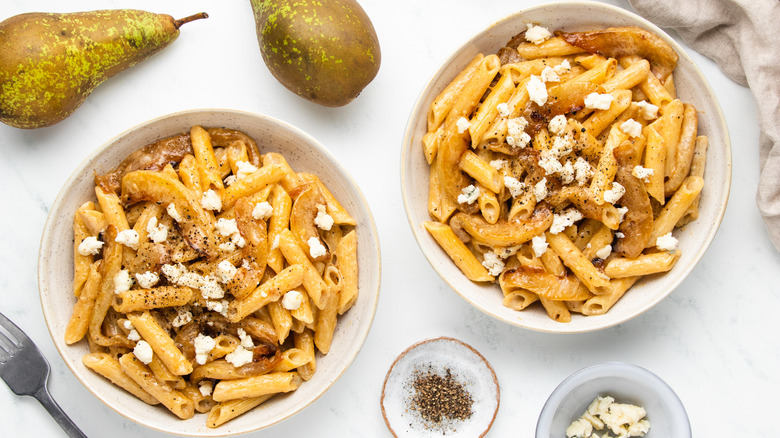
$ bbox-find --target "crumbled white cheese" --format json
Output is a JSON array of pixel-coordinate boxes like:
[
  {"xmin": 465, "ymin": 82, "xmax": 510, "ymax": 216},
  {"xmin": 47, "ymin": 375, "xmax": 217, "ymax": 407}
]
[
  {"xmin": 219, "ymin": 241, "xmax": 236, "ymax": 252},
  {"xmin": 481, "ymin": 251, "xmax": 506, "ymax": 276},
  {"xmin": 550, "ymin": 209, "xmax": 583, "ymax": 234},
  {"xmin": 617, "ymin": 206, "xmax": 629, "ymax": 222},
  {"xmin": 457, "ymin": 184, "xmax": 480, "ymax": 205},
  {"xmin": 225, "ymin": 345, "xmax": 254, "ymax": 368},
  {"xmin": 308, "ymin": 237, "xmax": 327, "ymax": 259},
  {"xmin": 551, "ymin": 135, "xmax": 574, "ymax": 158},
  {"xmin": 595, "ymin": 244, "xmax": 612, "ymax": 260},
  {"xmin": 177, "ymin": 271, "xmax": 204, "ymax": 289},
  {"xmin": 198, "ymin": 381, "xmax": 213, "ymax": 397},
  {"xmin": 632, "ymin": 165, "xmax": 654, "ymax": 182},
  {"xmin": 538, "ymin": 155, "xmax": 563, "ymax": 175},
  {"xmin": 171, "ymin": 308, "xmax": 192, "ymax": 328},
  {"xmin": 123, "ymin": 320, "xmax": 134, "ymax": 331},
  {"xmin": 534, "ymin": 178, "xmax": 548, "ymax": 202},
  {"xmin": 271, "ymin": 234, "xmax": 281, "ymax": 250},
  {"xmin": 224, "ymin": 175, "xmax": 237, "ymax": 187},
  {"xmin": 620, "ymin": 118, "xmax": 643, "ymax": 138},
  {"xmin": 603, "ymin": 182, "xmax": 626, "ymax": 204},
  {"xmin": 133, "ymin": 341, "xmax": 154, "ymax": 365},
  {"xmin": 527, "ymin": 75, "xmax": 548, "ymax": 106},
  {"xmin": 235, "ymin": 161, "xmax": 258, "ymax": 180},
  {"xmin": 584, "ymin": 92, "xmax": 614, "ymax": 110},
  {"xmin": 314, "ymin": 204, "xmax": 334, "ymax": 231},
  {"xmin": 146, "ymin": 217, "xmax": 168, "ymax": 243},
  {"xmin": 231, "ymin": 233, "xmax": 246, "ymax": 248},
  {"xmin": 115, "ymin": 229, "xmax": 139, "ymax": 250},
  {"xmin": 490, "ymin": 159, "xmax": 506, "ymax": 170},
  {"xmin": 507, "ymin": 117, "xmax": 532, "ymax": 148},
  {"xmin": 496, "ymin": 102, "xmax": 510, "ymax": 117},
  {"xmin": 559, "ymin": 161, "xmax": 575, "ymax": 184},
  {"xmin": 114, "ymin": 269, "xmax": 133, "ymax": 294},
  {"xmin": 507, "ymin": 131, "xmax": 532, "ymax": 149},
  {"xmin": 615, "ymin": 232, "xmax": 625, "ymax": 239},
  {"xmin": 656, "ymin": 232, "xmax": 679, "ymax": 251},
  {"xmin": 166, "ymin": 203, "xmax": 183, "ymax": 222},
  {"xmin": 200, "ymin": 276, "xmax": 225, "ymax": 300},
  {"xmin": 216, "ymin": 218, "xmax": 240, "ymax": 237},
  {"xmin": 503, "ymin": 176, "xmax": 526, "ymax": 198},
  {"xmin": 567, "ymin": 396, "xmax": 651, "ymax": 438},
  {"xmin": 194, "ymin": 334, "xmax": 216, "ymax": 365},
  {"xmin": 135, "ymin": 271, "xmax": 159, "ymax": 289},
  {"xmin": 548, "ymin": 115, "xmax": 567, "ymax": 135},
  {"xmin": 566, "ymin": 418, "xmax": 593, "ymax": 438},
  {"xmin": 252, "ymin": 201, "xmax": 273, "ymax": 220},
  {"xmin": 216, "ymin": 260, "xmax": 237, "ymax": 283},
  {"xmin": 553, "ymin": 59, "xmax": 572, "ymax": 75},
  {"xmin": 531, "ymin": 235, "xmax": 549, "ymax": 257},
  {"xmin": 281, "ymin": 290, "xmax": 304, "ymax": 310},
  {"xmin": 456, "ymin": 117, "xmax": 471, "ymax": 134},
  {"xmin": 161, "ymin": 263, "xmax": 187, "ymax": 283},
  {"xmin": 162, "ymin": 263, "xmax": 225, "ymax": 300},
  {"xmin": 205, "ymin": 299, "xmax": 229, "ymax": 317},
  {"xmin": 127, "ymin": 329, "xmax": 141, "ymax": 342},
  {"xmin": 201, "ymin": 189, "xmax": 222, "ymax": 212},
  {"xmin": 78, "ymin": 236, "xmax": 103, "ymax": 256},
  {"xmin": 237, "ymin": 328, "xmax": 254, "ymax": 349},
  {"xmin": 636, "ymin": 100, "xmax": 659, "ymax": 120},
  {"xmin": 573, "ymin": 157, "xmax": 594, "ymax": 186},
  {"xmin": 540, "ymin": 66, "xmax": 561, "ymax": 83},
  {"xmin": 507, "ymin": 116, "xmax": 528, "ymax": 135},
  {"xmin": 525, "ymin": 23, "xmax": 552, "ymax": 44}
]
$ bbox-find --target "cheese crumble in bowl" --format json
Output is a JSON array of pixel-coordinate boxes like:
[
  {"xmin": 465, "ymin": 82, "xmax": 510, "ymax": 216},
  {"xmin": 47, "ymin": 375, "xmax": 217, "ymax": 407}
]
[
  {"xmin": 535, "ymin": 362, "xmax": 690, "ymax": 438},
  {"xmin": 38, "ymin": 109, "xmax": 381, "ymax": 436},
  {"xmin": 400, "ymin": 1, "xmax": 730, "ymax": 333}
]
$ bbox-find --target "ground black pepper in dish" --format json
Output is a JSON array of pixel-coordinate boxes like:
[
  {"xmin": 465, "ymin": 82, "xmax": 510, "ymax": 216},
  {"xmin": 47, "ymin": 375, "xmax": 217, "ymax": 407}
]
[{"xmin": 408, "ymin": 364, "xmax": 474, "ymax": 432}]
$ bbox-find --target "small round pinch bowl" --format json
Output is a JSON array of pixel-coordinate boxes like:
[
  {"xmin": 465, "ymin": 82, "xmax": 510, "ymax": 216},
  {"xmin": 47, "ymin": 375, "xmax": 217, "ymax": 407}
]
[
  {"xmin": 381, "ymin": 337, "xmax": 500, "ymax": 437},
  {"xmin": 535, "ymin": 362, "xmax": 691, "ymax": 438},
  {"xmin": 38, "ymin": 109, "xmax": 381, "ymax": 436},
  {"xmin": 400, "ymin": 1, "xmax": 731, "ymax": 333}
]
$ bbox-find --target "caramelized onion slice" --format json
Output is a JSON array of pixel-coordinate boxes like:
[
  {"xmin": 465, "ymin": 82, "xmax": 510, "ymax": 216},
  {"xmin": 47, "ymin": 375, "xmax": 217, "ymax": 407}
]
[{"xmin": 559, "ymin": 26, "xmax": 678, "ymax": 80}]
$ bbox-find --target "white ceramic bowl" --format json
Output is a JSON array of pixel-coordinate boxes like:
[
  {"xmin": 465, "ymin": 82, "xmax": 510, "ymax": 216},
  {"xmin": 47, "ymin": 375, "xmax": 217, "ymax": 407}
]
[
  {"xmin": 38, "ymin": 109, "xmax": 381, "ymax": 436},
  {"xmin": 400, "ymin": 1, "xmax": 731, "ymax": 333},
  {"xmin": 535, "ymin": 362, "xmax": 691, "ymax": 438}
]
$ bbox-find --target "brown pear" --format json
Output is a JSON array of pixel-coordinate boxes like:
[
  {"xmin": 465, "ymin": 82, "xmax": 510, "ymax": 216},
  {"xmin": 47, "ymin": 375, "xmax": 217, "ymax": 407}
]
[{"xmin": 250, "ymin": 0, "xmax": 381, "ymax": 107}]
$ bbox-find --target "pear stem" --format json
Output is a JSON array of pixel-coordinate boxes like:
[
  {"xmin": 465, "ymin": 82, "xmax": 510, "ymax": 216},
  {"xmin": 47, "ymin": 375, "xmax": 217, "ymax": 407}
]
[{"xmin": 174, "ymin": 12, "xmax": 209, "ymax": 29}]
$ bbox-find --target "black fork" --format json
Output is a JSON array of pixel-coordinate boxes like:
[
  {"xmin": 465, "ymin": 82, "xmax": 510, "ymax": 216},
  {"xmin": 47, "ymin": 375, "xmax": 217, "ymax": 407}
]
[{"xmin": 0, "ymin": 312, "xmax": 86, "ymax": 437}]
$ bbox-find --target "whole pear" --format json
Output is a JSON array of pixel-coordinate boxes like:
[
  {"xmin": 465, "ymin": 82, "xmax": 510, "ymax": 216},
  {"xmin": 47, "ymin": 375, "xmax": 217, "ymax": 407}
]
[
  {"xmin": 250, "ymin": 0, "xmax": 381, "ymax": 107},
  {"xmin": 0, "ymin": 10, "xmax": 207, "ymax": 129}
]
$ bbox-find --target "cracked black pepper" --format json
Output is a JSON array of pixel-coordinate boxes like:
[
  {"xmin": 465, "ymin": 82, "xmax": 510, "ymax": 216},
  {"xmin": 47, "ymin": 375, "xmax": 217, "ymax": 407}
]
[{"xmin": 410, "ymin": 365, "xmax": 473, "ymax": 425}]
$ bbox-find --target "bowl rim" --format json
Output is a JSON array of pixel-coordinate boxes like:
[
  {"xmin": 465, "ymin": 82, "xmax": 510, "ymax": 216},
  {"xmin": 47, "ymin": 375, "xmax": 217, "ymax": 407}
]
[
  {"xmin": 534, "ymin": 361, "xmax": 691, "ymax": 438},
  {"xmin": 37, "ymin": 108, "xmax": 382, "ymax": 436},
  {"xmin": 400, "ymin": 0, "xmax": 732, "ymax": 334}
]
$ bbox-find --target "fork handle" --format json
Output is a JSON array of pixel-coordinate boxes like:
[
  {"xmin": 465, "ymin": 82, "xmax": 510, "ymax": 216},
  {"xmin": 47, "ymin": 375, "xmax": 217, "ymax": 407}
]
[{"xmin": 33, "ymin": 386, "xmax": 87, "ymax": 438}]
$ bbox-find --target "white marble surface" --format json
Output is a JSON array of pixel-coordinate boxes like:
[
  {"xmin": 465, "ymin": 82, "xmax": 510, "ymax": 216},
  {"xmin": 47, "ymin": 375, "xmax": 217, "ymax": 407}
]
[{"xmin": 0, "ymin": 0, "xmax": 776, "ymax": 436}]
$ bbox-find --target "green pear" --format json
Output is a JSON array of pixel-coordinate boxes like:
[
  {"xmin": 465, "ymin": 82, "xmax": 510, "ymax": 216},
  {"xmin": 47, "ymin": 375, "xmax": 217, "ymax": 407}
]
[
  {"xmin": 250, "ymin": 0, "xmax": 381, "ymax": 107},
  {"xmin": 0, "ymin": 10, "xmax": 208, "ymax": 129}
]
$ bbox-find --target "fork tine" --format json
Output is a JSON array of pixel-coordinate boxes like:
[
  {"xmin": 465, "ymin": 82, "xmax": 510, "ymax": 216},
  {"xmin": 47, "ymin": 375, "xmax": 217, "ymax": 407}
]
[
  {"xmin": 0, "ymin": 312, "xmax": 24, "ymax": 344},
  {"xmin": 0, "ymin": 326, "xmax": 15, "ymax": 348},
  {"xmin": 0, "ymin": 331, "xmax": 12, "ymax": 361}
]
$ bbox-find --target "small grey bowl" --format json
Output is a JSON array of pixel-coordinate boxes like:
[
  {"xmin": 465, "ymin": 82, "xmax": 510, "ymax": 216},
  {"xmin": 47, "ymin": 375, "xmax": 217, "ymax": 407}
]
[{"xmin": 536, "ymin": 362, "xmax": 690, "ymax": 438}]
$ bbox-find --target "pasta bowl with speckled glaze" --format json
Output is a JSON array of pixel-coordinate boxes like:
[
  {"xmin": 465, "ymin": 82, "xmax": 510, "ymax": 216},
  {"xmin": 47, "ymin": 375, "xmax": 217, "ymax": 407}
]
[
  {"xmin": 400, "ymin": 1, "xmax": 730, "ymax": 333},
  {"xmin": 38, "ymin": 109, "xmax": 381, "ymax": 436}
]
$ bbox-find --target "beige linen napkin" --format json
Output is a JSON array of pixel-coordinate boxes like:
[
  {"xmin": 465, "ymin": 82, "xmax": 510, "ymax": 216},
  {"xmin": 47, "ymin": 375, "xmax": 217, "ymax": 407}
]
[{"xmin": 629, "ymin": 0, "xmax": 780, "ymax": 249}]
